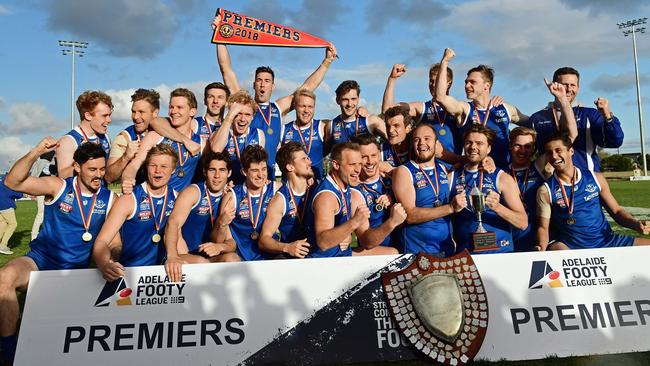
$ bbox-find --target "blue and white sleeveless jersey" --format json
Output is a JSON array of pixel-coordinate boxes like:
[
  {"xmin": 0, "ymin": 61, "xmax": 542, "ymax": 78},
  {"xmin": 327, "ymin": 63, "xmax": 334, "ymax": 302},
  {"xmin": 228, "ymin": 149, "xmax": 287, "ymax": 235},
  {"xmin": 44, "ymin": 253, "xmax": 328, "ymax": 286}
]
[
  {"xmin": 450, "ymin": 167, "xmax": 514, "ymax": 254},
  {"xmin": 181, "ymin": 183, "xmax": 223, "ymax": 253},
  {"xmin": 120, "ymin": 183, "xmax": 177, "ymax": 266},
  {"xmin": 420, "ymin": 100, "xmax": 462, "ymax": 170},
  {"xmin": 510, "ymin": 164, "xmax": 545, "ymax": 252},
  {"xmin": 331, "ymin": 115, "xmax": 370, "ymax": 145},
  {"xmin": 400, "ymin": 161, "xmax": 454, "ymax": 256},
  {"xmin": 252, "ymin": 102, "xmax": 284, "ymax": 179},
  {"xmin": 305, "ymin": 175, "xmax": 355, "ymax": 258},
  {"xmin": 544, "ymin": 168, "xmax": 627, "ymax": 249},
  {"xmin": 224, "ymin": 128, "xmax": 264, "ymax": 185},
  {"xmin": 381, "ymin": 141, "xmax": 411, "ymax": 168},
  {"xmin": 64, "ymin": 126, "xmax": 111, "ymax": 159},
  {"xmin": 275, "ymin": 183, "xmax": 312, "ymax": 244},
  {"xmin": 355, "ymin": 177, "xmax": 398, "ymax": 248},
  {"xmin": 158, "ymin": 120, "xmax": 203, "ymax": 192},
  {"xmin": 230, "ymin": 182, "xmax": 276, "ymax": 261},
  {"xmin": 195, "ymin": 115, "xmax": 219, "ymax": 141},
  {"xmin": 282, "ymin": 119, "xmax": 326, "ymax": 180},
  {"xmin": 463, "ymin": 103, "xmax": 511, "ymax": 169},
  {"xmin": 27, "ymin": 177, "xmax": 114, "ymax": 270}
]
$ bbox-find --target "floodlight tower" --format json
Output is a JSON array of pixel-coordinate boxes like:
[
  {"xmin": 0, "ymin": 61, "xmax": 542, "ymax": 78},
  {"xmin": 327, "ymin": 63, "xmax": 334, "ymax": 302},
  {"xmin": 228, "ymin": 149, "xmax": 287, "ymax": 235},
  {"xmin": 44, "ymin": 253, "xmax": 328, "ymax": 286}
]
[
  {"xmin": 59, "ymin": 40, "xmax": 88, "ymax": 130},
  {"xmin": 617, "ymin": 18, "xmax": 647, "ymax": 177}
]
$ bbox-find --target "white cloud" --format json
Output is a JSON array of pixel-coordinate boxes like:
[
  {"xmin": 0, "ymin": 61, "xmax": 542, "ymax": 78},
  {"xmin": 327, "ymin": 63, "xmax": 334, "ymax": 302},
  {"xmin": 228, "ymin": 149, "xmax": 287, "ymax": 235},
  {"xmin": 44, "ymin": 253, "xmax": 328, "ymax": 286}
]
[
  {"xmin": 0, "ymin": 103, "xmax": 64, "ymax": 135},
  {"xmin": 0, "ymin": 136, "xmax": 31, "ymax": 172},
  {"xmin": 0, "ymin": 96, "xmax": 5, "ymax": 109},
  {"xmin": 442, "ymin": 0, "xmax": 650, "ymax": 84},
  {"xmin": 0, "ymin": 4, "xmax": 11, "ymax": 15}
]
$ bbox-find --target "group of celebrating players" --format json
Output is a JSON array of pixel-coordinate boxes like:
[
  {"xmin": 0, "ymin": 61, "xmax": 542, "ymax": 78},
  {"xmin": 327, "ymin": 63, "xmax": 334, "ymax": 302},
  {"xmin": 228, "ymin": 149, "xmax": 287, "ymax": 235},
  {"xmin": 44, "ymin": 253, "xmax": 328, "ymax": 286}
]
[{"xmin": 1, "ymin": 18, "xmax": 650, "ymax": 364}]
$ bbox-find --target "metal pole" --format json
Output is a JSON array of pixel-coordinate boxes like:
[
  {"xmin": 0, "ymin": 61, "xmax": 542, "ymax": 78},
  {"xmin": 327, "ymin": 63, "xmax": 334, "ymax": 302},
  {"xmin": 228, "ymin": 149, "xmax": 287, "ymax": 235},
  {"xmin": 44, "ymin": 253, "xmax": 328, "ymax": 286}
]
[
  {"xmin": 632, "ymin": 26, "xmax": 648, "ymax": 176},
  {"xmin": 71, "ymin": 44, "xmax": 75, "ymax": 130}
]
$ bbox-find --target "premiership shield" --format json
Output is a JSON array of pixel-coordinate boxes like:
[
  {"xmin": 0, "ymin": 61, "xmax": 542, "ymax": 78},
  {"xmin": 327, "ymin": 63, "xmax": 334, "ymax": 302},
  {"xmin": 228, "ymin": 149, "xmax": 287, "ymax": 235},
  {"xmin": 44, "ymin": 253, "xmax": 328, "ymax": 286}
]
[{"xmin": 381, "ymin": 251, "xmax": 488, "ymax": 365}]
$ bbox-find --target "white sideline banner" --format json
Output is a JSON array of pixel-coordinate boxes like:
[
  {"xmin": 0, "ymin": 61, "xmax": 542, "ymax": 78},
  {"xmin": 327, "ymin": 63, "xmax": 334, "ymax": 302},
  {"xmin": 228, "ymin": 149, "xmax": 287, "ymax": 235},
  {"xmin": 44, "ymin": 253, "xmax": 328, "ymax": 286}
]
[{"xmin": 15, "ymin": 246, "xmax": 650, "ymax": 365}]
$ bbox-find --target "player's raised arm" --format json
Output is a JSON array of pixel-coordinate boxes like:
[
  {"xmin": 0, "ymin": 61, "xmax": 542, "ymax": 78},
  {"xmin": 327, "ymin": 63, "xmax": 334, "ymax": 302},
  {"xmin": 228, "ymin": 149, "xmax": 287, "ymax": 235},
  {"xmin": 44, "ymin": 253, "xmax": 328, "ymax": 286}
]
[
  {"xmin": 213, "ymin": 15, "xmax": 242, "ymax": 94},
  {"xmin": 435, "ymin": 48, "xmax": 468, "ymax": 118},
  {"xmin": 5, "ymin": 137, "xmax": 63, "ymax": 198}
]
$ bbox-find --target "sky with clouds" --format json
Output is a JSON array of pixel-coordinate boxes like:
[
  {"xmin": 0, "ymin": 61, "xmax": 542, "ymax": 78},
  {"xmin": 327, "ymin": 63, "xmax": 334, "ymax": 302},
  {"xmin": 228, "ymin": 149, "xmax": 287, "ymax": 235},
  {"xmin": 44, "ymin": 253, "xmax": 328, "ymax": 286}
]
[{"xmin": 1, "ymin": 0, "xmax": 650, "ymax": 171}]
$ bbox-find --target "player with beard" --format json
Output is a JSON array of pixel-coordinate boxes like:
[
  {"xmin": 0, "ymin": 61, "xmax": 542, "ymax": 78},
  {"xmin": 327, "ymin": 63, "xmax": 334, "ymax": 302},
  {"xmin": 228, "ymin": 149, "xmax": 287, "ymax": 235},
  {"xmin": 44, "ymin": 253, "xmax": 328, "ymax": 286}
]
[
  {"xmin": 508, "ymin": 127, "xmax": 548, "ymax": 252},
  {"xmin": 56, "ymin": 91, "xmax": 113, "ymax": 178},
  {"xmin": 536, "ymin": 133, "xmax": 650, "ymax": 250},
  {"xmin": 281, "ymin": 89, "xmax": 329, "ymax": 181},
  {"xmin": 94, "ymin": 144, "xmax": 178, "ymax": 281},
  {"xmin": 527, "ymin": 67, "xmax": 624, "ymax": 172},
  {"xmin": 163, "ymin": 152, "xmax": 232, "ymax": 281},
  {"xmin": 0, "ymin": 140, "xmax": 115, "ymax": 364},
  {"xmin": 258, "ymin": 142, "xmax": 314, "ymax": 259},
  {"xmin": 214, "ymin": 15, "xmax": 337, "ymax": 179},
  {"xmin": 122, "ymin": 88, "xmax": 206, "ymax": 194},
  {"xmin": 393, "ymin": 123, "xmax": 456, "ymax": 256},
  {"xmin": 356, "ymin": 134, "xmax": 406, "ymax": 251},
  {"xmin": 330, "ymin": 80, "xmax": 387, "ymax": 146},
  {"xmin": 106, "ymin": 89, "xmax": 159, "ymax": 183},
  {"xmin": 210, "ymin": 91, "xmax": 265, "ymax": 185},
  {"xmin": 435, "ymin": 48, "xmax": 529, "ymax": 169},
  {"xmin": 449, "ymin": 125, "xmax": 527, "ymax": 254},
  {"xmin": 196, "ymin": 82, "xmax": 230, "ymax": 140},
  {"xmin": 305, "ymin": 142, "xmax": 405, "ymax": 257},
  {"xmin": 216, "ymin": 145, "xmax": 281, "ymax": 262}
]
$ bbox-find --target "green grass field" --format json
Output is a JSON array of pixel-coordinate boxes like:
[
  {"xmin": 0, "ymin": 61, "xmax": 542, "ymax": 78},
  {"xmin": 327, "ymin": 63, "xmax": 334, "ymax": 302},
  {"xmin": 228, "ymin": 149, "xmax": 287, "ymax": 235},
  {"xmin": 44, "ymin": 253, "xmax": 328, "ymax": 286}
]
[{"xmin": 2, "ymin": 180, "xmax": 650, "ymax": 365}]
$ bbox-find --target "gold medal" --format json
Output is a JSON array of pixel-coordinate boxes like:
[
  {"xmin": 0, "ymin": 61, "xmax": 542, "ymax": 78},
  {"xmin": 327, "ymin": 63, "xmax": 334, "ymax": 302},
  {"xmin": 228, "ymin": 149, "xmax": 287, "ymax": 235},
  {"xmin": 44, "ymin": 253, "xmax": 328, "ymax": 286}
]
[
  {"xmin": 567, "ymin": 217, "xmax": 576, "ymax": 225},
  {"xmin": 267, "ymin": 128, "xmax": 273, "ymax": 135},
  {"xmin": 82, "ymin": 231, "xmax": 93, "ymax": 242},
  {"xmin": 375, "ymin": 204, "xmax": 384, "ymax": 212},
  {"xmin": 438, "ymin": 128, "xmax": 446, "ymax": 136},
  {"xmin": 178, "ymin": 169, "xmax": 185, "ymax": 178},
  {"xmin": 250, "ymin": 231, "xmax": 259, "ymax": 240},
  {"xmin": 434, "ymin": 200, "xmax": 442, "ymax": 207},
  {"xmin": 152, "ymin": 233, "xmax": 162, "ymax": 243}
]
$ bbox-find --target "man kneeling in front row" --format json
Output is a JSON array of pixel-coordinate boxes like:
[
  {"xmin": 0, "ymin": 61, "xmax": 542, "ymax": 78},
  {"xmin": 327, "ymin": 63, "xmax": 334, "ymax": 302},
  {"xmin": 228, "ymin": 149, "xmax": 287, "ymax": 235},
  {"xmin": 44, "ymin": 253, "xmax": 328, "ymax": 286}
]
[{"xmin": 536, "ymin": 132, "xmax": 650, "ymax": 250}]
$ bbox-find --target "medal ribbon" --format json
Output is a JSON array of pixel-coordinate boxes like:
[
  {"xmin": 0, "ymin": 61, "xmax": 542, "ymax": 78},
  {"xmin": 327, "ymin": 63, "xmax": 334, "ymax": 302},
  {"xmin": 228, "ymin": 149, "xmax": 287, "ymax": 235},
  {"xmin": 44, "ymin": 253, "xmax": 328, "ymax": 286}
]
[
  {"xmin": 257, "ymin": 104, "xmax": 273, "ymax": 131},
  {"xmin": 78, "ymin": 126, "xmax": 96, "ymax": 144},
  {"xmin": 246, "ymin": 184, "xmax": 266, "ymax": 232},
  {"xmin": 472, "ymin": 101, "xmax": 492, "ymax": 127},
  {"xmin": 230, "ymin": 131, "xmax": 243, "ymax": 161},
  {"xmin": 146, "ymin": 184, "xmax": 169, "ymax": 234},
  {"xmin": 341, "ymin": 116, "xmax": 359, "ymax": 142},
  {"xmin": 175, "ymin": 142, "xmax": 187, "ymax": 171},
  {"xmin": 330, "ymin": 174, "xmax": 350, "ymax": 220},
  {"xmin": 296, "ymin": 122, "xmax": 314, "ymax": 155},
  {"xmin": 417, "ymin": 162, "xmax": 440, "ymax": 203},
  {"xmin": 205, "ymin": 183, "xmax": 217, "ymax": 227},
  {"xmin": 551, "ymin": 107, "xmax": 560, "ymax": 131},
  {"xmin": 510, "ymin": 166, "xmax": 530, "ymax": 201},
  {"xmin": 73, "ymin": 178, "xmax": 97, "ymax": 234},
  {"xmin": 287, "ymin": 183, "xmax": 310, "ymax": 223},
  {"xmin": 433, "ymin": 102, "xmax": 447, "ymax": 129},
  {"xmin": 557, "ymin": 169, "xmax": 576, "ymax": 217}
]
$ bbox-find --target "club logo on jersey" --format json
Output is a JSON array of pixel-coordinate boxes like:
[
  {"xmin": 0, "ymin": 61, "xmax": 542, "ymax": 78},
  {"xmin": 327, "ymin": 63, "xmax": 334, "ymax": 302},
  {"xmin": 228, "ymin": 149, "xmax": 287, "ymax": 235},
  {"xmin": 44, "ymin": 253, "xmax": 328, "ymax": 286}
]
[
  {"xmin": 238, "ymin": 199, "xmax": 250, "ymax": 219},
  {"xmin": 585, "ymin": 184, "xmax": 597, "ymax": 193},
  {"xmin": 382, "ymin": 251, "xmax": 487, "ymax": 365}
]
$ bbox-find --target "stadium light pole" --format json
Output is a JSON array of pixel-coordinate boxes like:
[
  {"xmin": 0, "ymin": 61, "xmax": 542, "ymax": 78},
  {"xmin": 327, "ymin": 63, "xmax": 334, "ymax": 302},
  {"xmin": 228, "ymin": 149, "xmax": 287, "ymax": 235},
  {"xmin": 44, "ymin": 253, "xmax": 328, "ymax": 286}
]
[
  {"xmin": 59, "ymin": 40, "xmax": 88, "ymax": 130},
  {"xmin": 618, "ymin": 18, "xmax": 648, "ymax": 177}
]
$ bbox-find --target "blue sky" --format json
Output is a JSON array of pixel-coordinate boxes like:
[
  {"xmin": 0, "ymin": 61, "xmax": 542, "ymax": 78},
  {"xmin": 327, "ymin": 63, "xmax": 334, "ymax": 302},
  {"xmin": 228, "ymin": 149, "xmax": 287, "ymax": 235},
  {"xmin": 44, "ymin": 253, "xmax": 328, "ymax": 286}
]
[{"xmin": 1, "ymin": 0, "xmax": 650, "ymax": 171}]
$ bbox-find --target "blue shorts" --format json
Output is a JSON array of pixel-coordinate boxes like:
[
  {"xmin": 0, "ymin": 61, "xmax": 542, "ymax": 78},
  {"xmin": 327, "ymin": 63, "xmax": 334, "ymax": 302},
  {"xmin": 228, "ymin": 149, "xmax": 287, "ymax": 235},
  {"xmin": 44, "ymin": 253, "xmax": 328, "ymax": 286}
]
[
  {"xmin": 565, "ymin": 232, "xmax": 634, "ymax": 249},
  {"xmin": 25, "ymin": 248, "xmax": 88, "ymax": 271}
]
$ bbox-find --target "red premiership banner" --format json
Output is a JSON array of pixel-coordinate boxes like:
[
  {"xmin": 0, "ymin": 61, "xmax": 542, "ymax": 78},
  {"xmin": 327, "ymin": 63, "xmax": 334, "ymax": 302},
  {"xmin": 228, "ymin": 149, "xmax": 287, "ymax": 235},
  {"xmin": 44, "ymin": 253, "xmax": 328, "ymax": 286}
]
[{"xmin": 212, "ymin": 8, "xmax": 330, "ymax": 48}]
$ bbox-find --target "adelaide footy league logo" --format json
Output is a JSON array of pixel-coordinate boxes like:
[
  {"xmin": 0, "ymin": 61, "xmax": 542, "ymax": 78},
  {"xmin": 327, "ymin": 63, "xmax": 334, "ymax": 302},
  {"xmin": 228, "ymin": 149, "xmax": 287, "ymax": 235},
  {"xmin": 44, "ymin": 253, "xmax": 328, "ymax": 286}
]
[
  {"xmin": 94, "ymin": 277, "xmax": 133, "ymax": 307},
  {"xmin": 528, "ymin": 260, "xmax": 563, "ymax": 289},
  {"xmin": 381, "ymin": 251, "xmax": 488, "ymax": 365}
]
